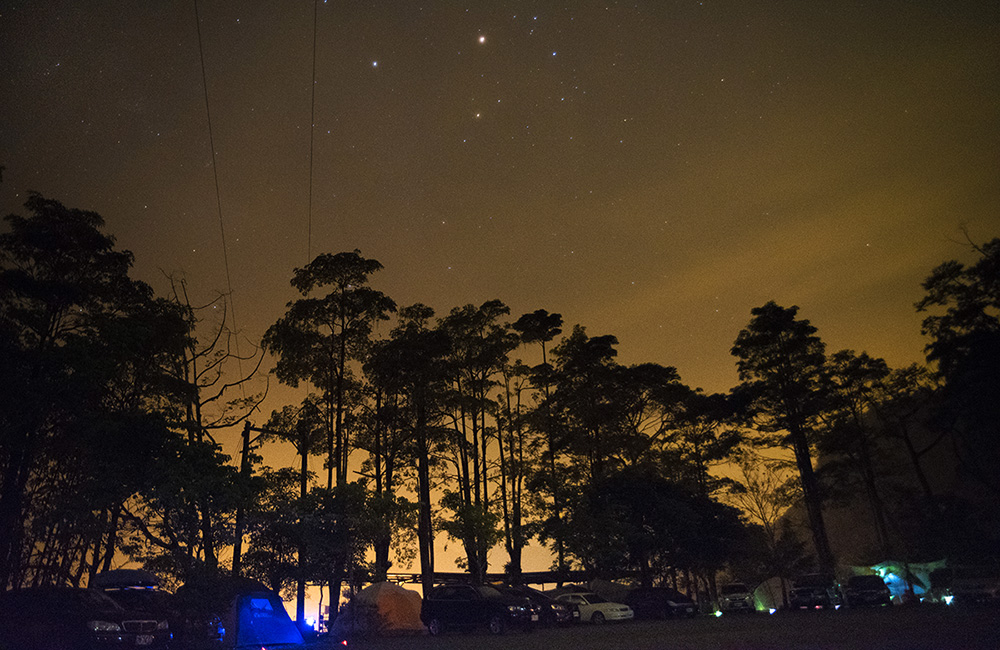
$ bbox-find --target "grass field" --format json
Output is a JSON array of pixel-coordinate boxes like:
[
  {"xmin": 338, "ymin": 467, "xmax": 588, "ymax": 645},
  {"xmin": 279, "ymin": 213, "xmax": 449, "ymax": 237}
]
[{"xmin": 317, "ymin": 605, "xmax": 1000, "ymax": 650}]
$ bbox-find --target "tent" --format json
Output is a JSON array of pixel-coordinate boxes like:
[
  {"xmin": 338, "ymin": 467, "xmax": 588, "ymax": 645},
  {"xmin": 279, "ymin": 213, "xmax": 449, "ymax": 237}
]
[
  {"xmin": 175, "ymin": 577, "xmax": 304, "ymax": 649},
  {"xmin": 338, "ymin": 582, "xmax": 424, "ymax": 635}
]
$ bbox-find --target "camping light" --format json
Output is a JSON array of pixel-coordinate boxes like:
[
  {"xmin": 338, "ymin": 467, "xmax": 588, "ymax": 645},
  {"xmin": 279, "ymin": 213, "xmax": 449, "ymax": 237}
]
[
  {"xmin": 714, "ymin": 610, "xmax": 723, "ymax": 617},
  {"xmin": 768, "ymin": 608, "xmax": 777, "ymax": 615}
]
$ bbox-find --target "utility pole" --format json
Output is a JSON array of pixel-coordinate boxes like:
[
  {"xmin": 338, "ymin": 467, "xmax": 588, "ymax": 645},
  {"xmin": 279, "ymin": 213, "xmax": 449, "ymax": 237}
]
[
  {"xmin": 230, "ymin": 419, "xmax": 311, "ymax": 632},
  {"xmin": 231, "ymin": 421, "xmax": 266, "ymax": 578}
]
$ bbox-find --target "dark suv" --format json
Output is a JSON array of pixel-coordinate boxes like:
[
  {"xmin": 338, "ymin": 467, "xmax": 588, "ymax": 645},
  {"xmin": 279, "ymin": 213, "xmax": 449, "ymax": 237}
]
[
  {"xmin": 718, "ymin": 583, "xmax": 756, "ymax": 613},
  {"xmin": 490, "ymin": 584, "xmax": 577, "ymax": 625},
  {"xmin": 843, "ymin": 575, "xmax": 892, "ymax": 607},
  {"xmin": 624, "ymin": 587, "xmax": 698, "ymax": 619},
  {"xmin": 789, "ymin": 574, "xmax": 842, "ymax": 610},
  {"xmin": 421, "ymin": 584, "xmax": 539, "ymax": 635}
]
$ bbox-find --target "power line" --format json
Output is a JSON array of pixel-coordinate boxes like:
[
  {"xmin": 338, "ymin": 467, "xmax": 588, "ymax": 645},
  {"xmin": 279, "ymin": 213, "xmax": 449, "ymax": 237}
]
[
  {"xmin": 307, "ymin": 0, "xmax": 319, "ymax": 264},
  {"xmin": 193, "ymin": 0, "xmax": 245, "ymax": 387}
]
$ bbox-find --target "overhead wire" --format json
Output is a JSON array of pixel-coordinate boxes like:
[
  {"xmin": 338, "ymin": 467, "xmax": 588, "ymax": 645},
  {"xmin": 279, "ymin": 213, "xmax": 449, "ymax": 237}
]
[
  {"xmin": 307, "ymin": 0, "xmax": 319, "ymax": 264},
  {"xmin": 193, "ymin": 0, "xmax": 246, "ymax": 391}
]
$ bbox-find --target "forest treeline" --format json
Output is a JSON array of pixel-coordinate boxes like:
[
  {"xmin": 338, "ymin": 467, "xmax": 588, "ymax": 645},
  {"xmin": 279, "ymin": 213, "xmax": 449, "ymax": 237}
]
[{"xmin": 2, "ymin": 194, "xmax": 998, "ymax": 612}]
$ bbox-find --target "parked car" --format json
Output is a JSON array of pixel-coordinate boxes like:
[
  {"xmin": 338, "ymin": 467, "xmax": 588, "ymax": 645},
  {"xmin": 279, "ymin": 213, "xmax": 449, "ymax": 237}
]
[
  {"xmin": 555, "ymin": 592, "xmax": 633, "ymax": 624},
  {"xmin": 421, "ymin": 583, "xmax": 539, "ymax": 635},
  {"xmin": 491, "ymin": 584, "xmax": 578, "ymax": 625},
  {"xmin": 949, "ymin": 565, "xmax": 1000, "ymax": 605},
  {"xmin": 789, "ymin": 574, "xmax": 842, "ymax": 610},
  {"xmin": 624, "ymin": 587, "xmax": 698, "ymax": 619},
  {"xmin": 0, "ymin": 586, "xmax": 170, "ymax": 650},
  {"xmin": 93, "ymin": 569, "xmax": 180, "ymax": 643},
  {"xmin": 717, "ymin": 583, "xmax": 755, "ymax": 613},
  {"xmin": 843, "ymin": 575, "xmax": 892, "ymax": 607}
]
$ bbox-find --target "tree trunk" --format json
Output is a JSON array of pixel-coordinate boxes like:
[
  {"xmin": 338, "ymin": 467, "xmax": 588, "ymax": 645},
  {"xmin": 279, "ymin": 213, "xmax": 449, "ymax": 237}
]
[
  {"xmin": 416, "ymin": 400, "xmax": 435, "ymax": 595},
  {"xmin": 789, "ymin": 428, "xmax": 835, "ymax": 573}
]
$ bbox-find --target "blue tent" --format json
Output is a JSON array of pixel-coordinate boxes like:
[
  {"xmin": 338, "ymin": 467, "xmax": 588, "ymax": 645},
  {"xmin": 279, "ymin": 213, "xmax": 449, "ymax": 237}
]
[
  {"xmin": 230, "ymin": 590, "xmax": 303, "ymax": 648},
  {"xmin": 175, "ymin": 577, "xmax": 303, "ymax": 649}
]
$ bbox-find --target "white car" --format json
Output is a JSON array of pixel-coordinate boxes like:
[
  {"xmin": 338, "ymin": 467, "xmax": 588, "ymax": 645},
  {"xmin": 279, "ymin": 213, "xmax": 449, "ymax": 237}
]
[{"xmin": 555, "ymin": 592, "xmax": 634, "ymax": 624}]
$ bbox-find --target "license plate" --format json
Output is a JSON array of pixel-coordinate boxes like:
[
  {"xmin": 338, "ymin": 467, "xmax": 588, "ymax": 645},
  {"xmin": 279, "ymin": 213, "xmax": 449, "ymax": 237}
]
[
  {"xmin": 531, "ymin": 614, "xmax": 539, "ymax": 621},
  {"xmin": 136, "ymin": 635, "xmax": 154, "ymax": 646}
]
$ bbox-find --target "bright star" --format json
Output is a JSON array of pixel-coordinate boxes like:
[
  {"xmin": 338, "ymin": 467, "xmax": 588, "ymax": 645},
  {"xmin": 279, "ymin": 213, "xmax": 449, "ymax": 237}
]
[{"xmin": 478, "ymin": 35, "xmax": 486, "ymax": 44}]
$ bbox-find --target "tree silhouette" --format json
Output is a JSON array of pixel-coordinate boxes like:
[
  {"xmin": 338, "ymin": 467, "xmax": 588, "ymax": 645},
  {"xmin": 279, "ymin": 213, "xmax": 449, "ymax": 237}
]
[
  {"xmin": 0, "ymin": 194, "xmax": 187, "ymax": 588},
  {"xmin": 264, "ymin": 250, "xmax": 396, "ymax": 489},
  {"xmin": 363, "ymin": 304, "xmax": 450, "ymax": 594},
  {"xmin": 512, "ymin": 309, "xmax": 565, "ymax": 571},
  {"xmin": 159, "ymin": 278, "xmax": 266, "ymax": 575},
  {"xmin": 263, "ymin": 397, "xmax": 326, "ymax": 617},
  {"xmin": 731, "ymin": 301, "xmax": 834, "ymax": 573},
  {"xmin": 818, "ymin": 350, "xmax": 894, "ymax": 557},
  {"xmin": 916, "ymin": 236, "xmax": 1000, "ymax": 496},
  {"xmin": 438, "ymin": 300, "xmax": 518, "ymax": 583}
]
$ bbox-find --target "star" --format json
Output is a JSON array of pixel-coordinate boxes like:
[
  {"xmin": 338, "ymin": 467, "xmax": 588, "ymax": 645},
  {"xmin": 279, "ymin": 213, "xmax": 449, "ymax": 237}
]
[{"xmin": 478, "ymin": 35, "xmax": 486, "ymax": 44}]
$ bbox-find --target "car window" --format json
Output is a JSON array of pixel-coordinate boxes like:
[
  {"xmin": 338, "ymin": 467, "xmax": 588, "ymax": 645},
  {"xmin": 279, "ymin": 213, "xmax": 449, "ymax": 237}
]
[
  {"xmin": 584, "ymin": 594, "xmax": 607, "ymax": 604},
  {"xmin": 794, "ymin": 574, "xmax": 834, "ymax": 588},
  {"xmin": 435, "ymin": 586, "xmax": 470, "ymax": 600},
  {"xmin": 848, "ymin": 576, "xmax": 886, "ymax": 588},
  {"xmin": 721, "ymin": 584, "xmax": 748, "ymax": 595}
]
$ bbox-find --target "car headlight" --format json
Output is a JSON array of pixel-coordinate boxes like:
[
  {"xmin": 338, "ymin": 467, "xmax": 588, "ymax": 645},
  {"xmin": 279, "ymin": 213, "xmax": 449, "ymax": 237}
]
[
  {"xmin": 88, "ymin": 620, "xmax": 122, "ymax": 632},
  {"xmin": 508, "ymin": 605, "xmax": 524, "ymax": 613}
]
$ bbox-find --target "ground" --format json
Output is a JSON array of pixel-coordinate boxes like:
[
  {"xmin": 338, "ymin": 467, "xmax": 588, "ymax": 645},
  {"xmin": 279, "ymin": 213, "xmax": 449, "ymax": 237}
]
[{"xmin": 316, "ymin": 605, "xmax": 1000, "ymax": 650}]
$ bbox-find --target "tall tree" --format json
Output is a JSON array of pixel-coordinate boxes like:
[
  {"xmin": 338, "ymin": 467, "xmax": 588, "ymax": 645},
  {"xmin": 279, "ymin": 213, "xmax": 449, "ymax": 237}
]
[
  {"xmin": 438, "ymin": 300, "xmax": 517, "ymax": 583},
  {"xmin": 547, "ymin": 325, "xmax": 621, "ymax": 483},
  {"xmin": 263, "ymin": 397, "xmax": 326, "ymax": 620},
  {"xmin": 494, "ymin": 359, "xmax": 532, "ymax": 579},
  {"xmin": 868, "ymin": 364, "xmax": 941, "ymax": 501},
  {"xmin": 364, "ymin": 304, "xmax": 450, "ymax": 594},
  {"xmin": 562, "ymin": 465, "xmax": 747, "ymax": 588},
  {"xmin": 663, "ymin": 391, "xmax": 741, "ymax": 497},
  {"xmin": 512, "ymin": 309, "xmax": 565, "ymax": 570},
  {"xmin": 916, "ymin": 236, "xmax": 1000, "ymax": 496},
  {"xmin": 818, "ymin": 350, "xmax": 894, "ymax": 557},
  {"xmin": 353, "ymin": 371, "xmax": 413, "ymax": 583},
  {"xmin": 730, "ymin": 301, "xmax": 835, "ymax": 573},
  {"xmin": 161, "ymin": 279, "xmax": 266, "ymax": 574},
  {"xmin": 0, "ymin": 194, "xmax": 184, "ymax": 588},
  {"xmin": 723, "ymin": 446, "xmax": 810, "ymax": 606},
  {"xmin": 263, "ymin": 250, "xmax": 396, "ymax": 488}
]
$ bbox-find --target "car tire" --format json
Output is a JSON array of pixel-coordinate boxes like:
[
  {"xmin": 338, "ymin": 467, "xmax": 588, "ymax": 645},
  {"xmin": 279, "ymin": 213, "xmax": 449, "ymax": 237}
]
[
  {"xmin": 427, "ymin": 618, "xmax": 443, "ymax": 636},
  {"xmin": 488, "ymin": 614, "xmax": 506, "ymax": 635},
  {"xmin": 591, "ymin": 612, "xmax": 605, "ymax": 625}
]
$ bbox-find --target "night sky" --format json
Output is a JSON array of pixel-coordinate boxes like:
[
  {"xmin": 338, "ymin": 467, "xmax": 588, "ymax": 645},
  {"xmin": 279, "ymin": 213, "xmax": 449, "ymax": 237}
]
[{"xmin": 3, "ymin": 2, "xmax": 998, "ymax": 452}]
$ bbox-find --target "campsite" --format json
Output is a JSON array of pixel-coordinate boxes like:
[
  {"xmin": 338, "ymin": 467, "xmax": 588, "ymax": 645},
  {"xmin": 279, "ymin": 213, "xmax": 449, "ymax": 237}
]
[{"xmin": 326, "ymin": 604, "xmax": 1000, "ymax": 650}]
